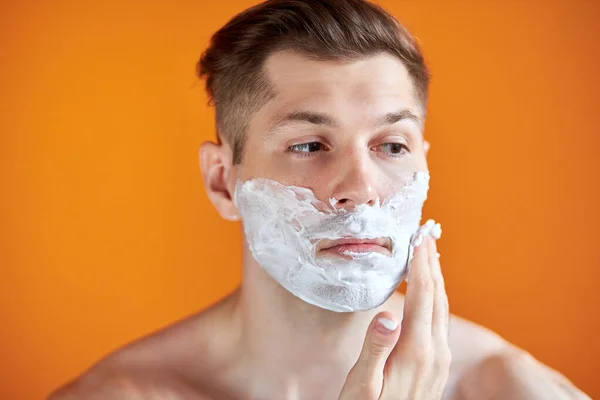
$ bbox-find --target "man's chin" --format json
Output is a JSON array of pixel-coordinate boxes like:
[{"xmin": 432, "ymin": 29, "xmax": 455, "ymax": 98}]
[{"xmin": 301, "ymin": 282, "xmax": 395, "ymax": 313}]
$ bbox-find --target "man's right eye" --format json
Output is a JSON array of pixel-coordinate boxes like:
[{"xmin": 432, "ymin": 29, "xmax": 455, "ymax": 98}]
[{"xmin": 287, "ymin": 142, "xmax": 326, "ymax": 154}]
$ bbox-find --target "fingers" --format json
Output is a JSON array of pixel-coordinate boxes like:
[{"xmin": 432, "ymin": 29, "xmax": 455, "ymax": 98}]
[
  {"xmin": 384, "ymin": 233, "xmax": 450, "ymax": 399},
  {"xmin": 429, "ymin": 236, "xmax": 449, "ymax": 342},
  {"xmin": 400, "ymin": 233, "xmax": 434, "ymax": 344},
  {"xmin": 338, "ymin": 311, "xmax": 400, "ymax": 400}
]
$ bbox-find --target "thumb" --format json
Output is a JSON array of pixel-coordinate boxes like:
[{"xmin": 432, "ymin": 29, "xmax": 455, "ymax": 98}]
[{"xmin": 339, "ymin": 312, "xmax": 401, "ymax": 400}]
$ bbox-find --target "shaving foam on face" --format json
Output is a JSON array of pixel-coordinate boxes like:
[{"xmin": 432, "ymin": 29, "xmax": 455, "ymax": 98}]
[{"xmin": 234, "ymin": 172, "xmax": 436, "ymax": 312}]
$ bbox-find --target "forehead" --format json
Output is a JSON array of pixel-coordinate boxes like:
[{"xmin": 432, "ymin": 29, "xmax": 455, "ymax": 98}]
[{"xmin": 253, "ymin": 50, "xmax": 423, "ymax": 130}]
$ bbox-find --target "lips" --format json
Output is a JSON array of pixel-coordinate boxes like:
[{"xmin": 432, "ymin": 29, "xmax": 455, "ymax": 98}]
[{"xmin": 317, "ymin": 237, "xmax": 392, "ymax": 257}]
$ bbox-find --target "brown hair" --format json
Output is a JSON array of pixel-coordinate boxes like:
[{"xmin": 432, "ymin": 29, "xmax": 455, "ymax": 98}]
[{"xmin": 197, "ymin": 0, "xmax": 429, "ymax": 164}]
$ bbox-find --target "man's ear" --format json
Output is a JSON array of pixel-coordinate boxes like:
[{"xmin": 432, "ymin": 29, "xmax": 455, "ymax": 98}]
[
  {"xmin": 199, "ymin": 141, "xmax": 240, "ymax": 221},
  {"xmin": 424, "ymin": 140, "xmax": 430, "ymax": 155}
]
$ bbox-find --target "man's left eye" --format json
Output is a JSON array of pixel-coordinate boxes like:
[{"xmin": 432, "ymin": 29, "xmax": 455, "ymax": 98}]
[
  {"xmin": 288, "ymin": 142, "xmax": 326, "ymax": 153},
  {"xmin": 378, "ymin": 143, "xmax": 409, "ymax": 155}
]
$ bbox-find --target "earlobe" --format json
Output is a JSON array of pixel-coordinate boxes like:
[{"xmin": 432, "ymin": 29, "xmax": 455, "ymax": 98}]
[{"xmin": 199, "ymin": 142, "xmax": 240, "ymax": 221}]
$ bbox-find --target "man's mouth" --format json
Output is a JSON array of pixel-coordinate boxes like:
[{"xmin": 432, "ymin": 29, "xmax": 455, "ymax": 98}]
[{"xmin": 317, "ymin": 237, "xmax": 392, "ymax": 258}]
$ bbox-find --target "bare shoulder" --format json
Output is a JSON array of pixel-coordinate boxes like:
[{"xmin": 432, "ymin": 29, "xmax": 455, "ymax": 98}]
[
  {"xmin": 47, "ymin": 368, "xmax": 162, "ymax": 400},
  {"xmin": 46, "ymin": 324, "xmax": 210, "ymax": 400},
  {"xmin": 446, "ymin": 314, "xmax": 590, "ymax": 399},
  {"xmin": 47, "ymin": 367, "xmax": 212, "ymax": 400},
  {"xmin": 47, "ymin": 295, "xmax": 237, "ymax": 400},
  {"xmin": 453, "ymin": 350, "xmax": 591, "ymax": 399},
  {"xmin": 447, "ymin": 314, "xmax": 508, "ymax": 364},
  {"xmin": 46, "ymin": 323, "xmax": 216, "ymax": 400}
]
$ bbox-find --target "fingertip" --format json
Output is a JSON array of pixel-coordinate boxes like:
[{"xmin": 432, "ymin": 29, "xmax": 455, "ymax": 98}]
[
  {"xmin": 372, "ymin": 311, "xmax": 395, "ymax": 324},
  {"xmin": 373, "ymin": 312, "xmax": 399, "ymax": 335},
  {"xmin": 358, "ymin": 312, "xmax": 400, "ymax": 362}
]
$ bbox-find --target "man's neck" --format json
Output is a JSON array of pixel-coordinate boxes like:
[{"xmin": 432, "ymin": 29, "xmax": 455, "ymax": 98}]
[{"xmin": 226, "ymin": 254, "xmax": 404, "ymax": 399}]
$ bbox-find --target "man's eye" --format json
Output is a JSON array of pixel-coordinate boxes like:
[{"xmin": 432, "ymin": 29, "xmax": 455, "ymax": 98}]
[
  {"xmin": 287, "ymin": 142, "xmax": 325, "ymax": 154},
  {"xmin": 378, "ymin": 143, "xmax": 409, "ymax": 155}
]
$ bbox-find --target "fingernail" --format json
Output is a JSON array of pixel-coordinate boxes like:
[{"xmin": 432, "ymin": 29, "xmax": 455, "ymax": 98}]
[{"xmin": 376, "ymin": 317, "xmax": 398, "ymax": 334}]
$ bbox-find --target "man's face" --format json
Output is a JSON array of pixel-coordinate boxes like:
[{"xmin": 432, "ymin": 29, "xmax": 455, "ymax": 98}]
[
  {"xmin": 233, "ymin": 50, "xmax": 428, "ymax": 207},
  {"xmin": 201, "ymin": 51, "xmax": 431, "ymax": 310}
]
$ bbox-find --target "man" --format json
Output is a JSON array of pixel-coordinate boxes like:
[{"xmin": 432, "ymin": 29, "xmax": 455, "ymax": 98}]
[{"xmin": 49, "ymin": 0, "xmax": 590, "ymax": 399}]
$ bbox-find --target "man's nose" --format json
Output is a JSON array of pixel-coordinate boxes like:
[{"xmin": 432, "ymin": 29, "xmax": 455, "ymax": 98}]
[{"xmin": 330, "ymin": 156, "xmax": 378, "ymax": 209}]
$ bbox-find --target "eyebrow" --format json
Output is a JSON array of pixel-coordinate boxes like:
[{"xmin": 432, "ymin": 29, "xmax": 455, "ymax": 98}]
[
  {"xmin": 377, "ymin": 109, "xmax": 421, "ymax": 126},
  {"xmin": 266, "ymin": 108, "xmax": 421, "ymax": 135}
]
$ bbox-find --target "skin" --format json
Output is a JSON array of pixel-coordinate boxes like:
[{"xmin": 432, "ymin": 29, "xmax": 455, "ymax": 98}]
[{"xmin": 48, "ymin": 51, "xmax": 590, "ymax": 400}]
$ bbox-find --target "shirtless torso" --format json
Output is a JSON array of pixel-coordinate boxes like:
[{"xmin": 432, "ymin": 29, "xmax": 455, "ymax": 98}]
[
  {"xmin": 48, "ymin": 2, "xmax": 590, "ymax": 398},
  {"xmin": 49, "ymin": 291, "xmax": 588, "ymax": 400}
]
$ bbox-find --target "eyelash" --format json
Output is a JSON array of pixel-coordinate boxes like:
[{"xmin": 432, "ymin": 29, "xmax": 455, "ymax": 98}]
[
  {"xmin": 286, "ymin": 142, "xmax": 327, "ymax": 157},
  {"xmin": 286, "ymin": 142, "xmax": 410, "ymax": 158}
]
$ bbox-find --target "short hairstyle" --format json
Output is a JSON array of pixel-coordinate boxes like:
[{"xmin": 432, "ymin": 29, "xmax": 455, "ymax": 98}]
[{"xmin": 197, "ymin": 0, "xmax": 429, "ymax": 164}]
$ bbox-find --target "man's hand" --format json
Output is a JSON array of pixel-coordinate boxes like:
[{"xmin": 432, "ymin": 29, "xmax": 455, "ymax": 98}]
[{"xmin": 338, "ymin": 234, "xmax": 451, "ymax": 400}]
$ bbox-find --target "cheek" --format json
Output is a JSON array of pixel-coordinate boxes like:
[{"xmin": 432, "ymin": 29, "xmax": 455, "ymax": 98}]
[
  {"xmin": 413, "ymin": 141, "xmax": 429, "ymax": 169},
  {"xmin": 413, "ymin": 151, "xmax": 429, "ymax": 171},
  {"xmin": 236, "ymin": 150, "xmax": 281, "ymax": 181}
]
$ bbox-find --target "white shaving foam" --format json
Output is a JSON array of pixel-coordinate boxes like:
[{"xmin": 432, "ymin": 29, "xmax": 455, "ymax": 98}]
[{"xmin": 234, "ymin": 172, "xmax": 438, "ymax": 312}]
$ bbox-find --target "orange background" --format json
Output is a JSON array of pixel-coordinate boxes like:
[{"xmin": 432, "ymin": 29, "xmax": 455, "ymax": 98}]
[{"xmin": 1, "ymin": 1, "xmax": 599, "ymax": 398}]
